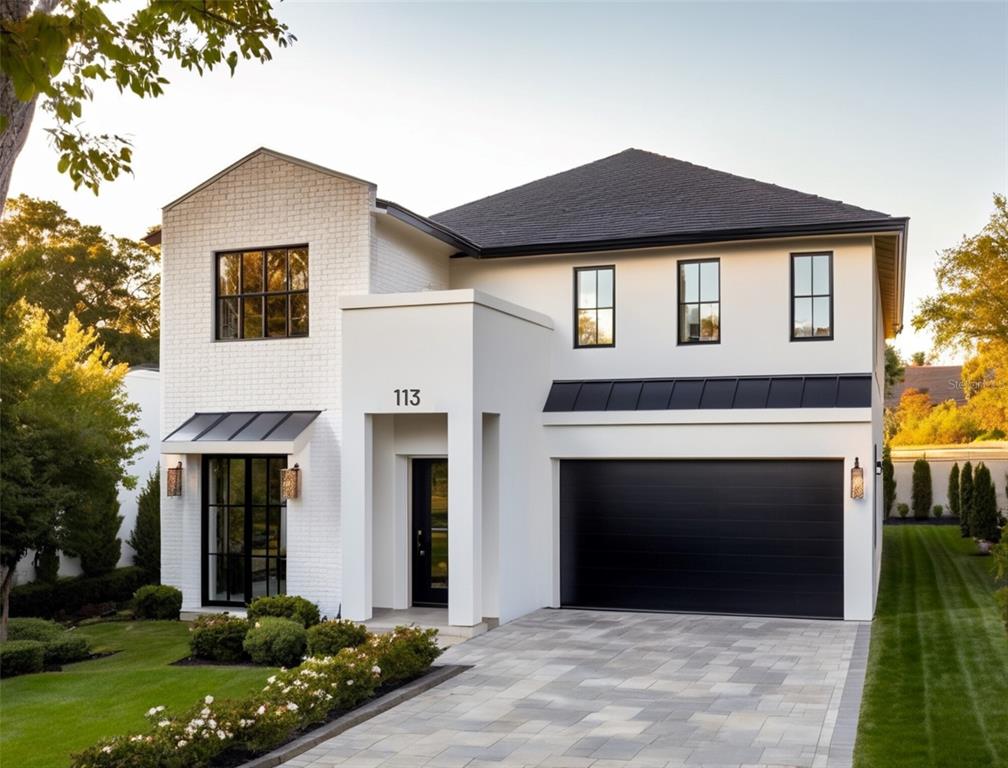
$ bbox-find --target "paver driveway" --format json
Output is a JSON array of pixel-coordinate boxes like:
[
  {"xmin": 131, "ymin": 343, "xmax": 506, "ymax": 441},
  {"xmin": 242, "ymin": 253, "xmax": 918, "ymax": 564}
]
[{"xmin": 285, "ymin": 609, "xmax": 869, "ymax": 768}]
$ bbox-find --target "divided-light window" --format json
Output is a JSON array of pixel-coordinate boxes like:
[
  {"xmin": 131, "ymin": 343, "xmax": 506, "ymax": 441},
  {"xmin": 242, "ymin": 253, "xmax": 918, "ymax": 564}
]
[
  {"xmin": 217, "ymin": 247, "xmax": 308, "ymax": 340},
  {"xmin": 791, "ymin": 252, "xmax": 832, "ymax": 340},
  {"xmin": 678, "ymin": 259, "xmax": 720, "ymax": 343},
  {"xmin": 575, "ymin": 266, "xmax": 615, "ymax": 347}
]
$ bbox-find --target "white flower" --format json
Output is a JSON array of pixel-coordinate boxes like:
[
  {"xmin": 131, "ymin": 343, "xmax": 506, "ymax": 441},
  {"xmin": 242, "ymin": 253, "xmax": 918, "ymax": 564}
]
[
  {"xmin": 266, "ymin": 675, "xmax": 277, "ymax": 685},
  {"xmin": 177, "ymin": 739, "xmax": 188, "ymax": 748},
  {"xmin": 286, "ymin": 702, "xmax": 299, "ymax": 712},
  {"xmin": 204, "ymin": 695, "xmax": 214, "ymax": 705},
  {"xmin": 346, "ymin": 679, "xmax": 354, "ymax": 686},
  {"xmin": 146, "ymin": 705, "xmax": 166, "ymax": 716},
  {"xmin": 101, "ymin": 746, "xmax": 113, "ymax": 754},
  {"xmin": 158, "ymin": 720, "xmax": 170, "ymax": 728},
  {"xmin": 256, "ymin": 705, "xmax": 267, "ymax": 716},
  {"xmin": 208, "ymin": 719, "xmax": 217, "ymax": 729},
  {"xmin": 371, "ymin": 665, "xmax": 381, "ymax": 675},
  {"xmin": 217, "ymin": 730, "xmax": 227, "ymax": 740},
  {"xmin": 201, "ymin": 707, "xmax": 211, "ymax": 717}
]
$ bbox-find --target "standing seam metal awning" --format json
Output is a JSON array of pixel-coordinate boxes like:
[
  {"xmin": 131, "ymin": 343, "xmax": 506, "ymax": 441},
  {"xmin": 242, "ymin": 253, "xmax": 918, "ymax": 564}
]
[{"xmin": 161, "ymin": 411, "xmax": 321, "ymax": 454}]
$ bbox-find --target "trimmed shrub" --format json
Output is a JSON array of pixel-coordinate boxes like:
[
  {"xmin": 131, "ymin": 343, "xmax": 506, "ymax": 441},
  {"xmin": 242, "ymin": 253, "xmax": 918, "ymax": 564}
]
[
  {"xmin": 972, "ymin": 463, "xmax": 1000, "ymax": 543},
  {"xmin": 61, "ymin": 488, "xmax": 123, "ymax": 576},
  {"xmin": 897, "ymin": 503, "xmax": 910, "ymax": 519},
  {"xmin": 189, "ymin": 614, "xmax": 249, "ymax": 662},
  {"xmin": 882, "ymin": 446, "xmax": 896, "ymax": 517},
  {"xmin": 34, "ymin": 545, "xmax": 60, "ymax": 584},
  {"xmin": 6, "ymin": 617, "xmax": 63, "ymax": 644},
  {"xmin": 307, "ymin": 619, "xmax": 368, "ymax": 657},
  {"xmin": 947, "ymin": 462, "xmax": 961, "ymax": 521},
  {"xmin": 43, "ymin": 633, "xmax": 91, "ymax": 666},
  {"xmin": 246, "ymin": 595, "xmax": 320, "ymax": 628},
  {"xmin": 366, "ymin": 626, "xmax": 441, "ymax": 685},
  {"xmin": 128, "ymin": 468, "xmax": 161, "ymax": 581},
  {"xmin": 9, "ymin": 566, "xmax": 149, "ymax": 619},
  {"xmin": 960, "ymin": 461, "xmax": 974, "ymax": 537},
  {"xmin": 911, "ymin": 458, "xmax": 932, "ymax": 520},
  {"xmin": 133, "ymin": 585, "xmax": 182, "ymax": 620},
  {"xmin": 243, "ymin": 617, "xmax": 307, "ymax": 667},
  {"xmin": 932, "ymin": 504, "xmax": 944, "ymax": 519},
  {"xmin": 1, "ymin": 640, "xmax": 45, "ymax": 677}
]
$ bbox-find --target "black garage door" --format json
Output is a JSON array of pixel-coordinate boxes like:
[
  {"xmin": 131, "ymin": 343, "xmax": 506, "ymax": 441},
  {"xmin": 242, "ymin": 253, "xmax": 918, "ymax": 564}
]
[{"xmin": 560, "ymin": 459, "xmax": 844, "ymax": 618}]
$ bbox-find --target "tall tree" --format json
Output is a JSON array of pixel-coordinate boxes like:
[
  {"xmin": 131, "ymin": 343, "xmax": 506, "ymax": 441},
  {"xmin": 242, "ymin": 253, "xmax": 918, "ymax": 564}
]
[
  {"xmin": 0, "ymin": 301, "xmax": 142, "ymax": 638},
  {"xmin": 0, "ymin": 0, "xmax": 294, "ymax": 203},
  {"xmin": 884, "ymin": 343, "xmax": 905, "ymax": 397},
  {"xmin": 960, "ymin": 461, "xmax": 975, "ymax": 538},
  {"xmin": 948, "ymin": 462, "xmax": 961, "ymax": 523},
  {"xmin": 128, "ymin": 467, "xmax": 160, "ymax": 581},
  {"xmin": 0, "ymin": 195, "xmax": 159, "ymax": 365}
]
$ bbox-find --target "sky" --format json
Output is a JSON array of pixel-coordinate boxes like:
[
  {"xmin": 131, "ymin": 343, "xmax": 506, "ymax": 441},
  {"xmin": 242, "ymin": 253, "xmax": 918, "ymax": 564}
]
[{"xmin": 9, "ymin": 1, "xmax": 1007, "ymax": 362}]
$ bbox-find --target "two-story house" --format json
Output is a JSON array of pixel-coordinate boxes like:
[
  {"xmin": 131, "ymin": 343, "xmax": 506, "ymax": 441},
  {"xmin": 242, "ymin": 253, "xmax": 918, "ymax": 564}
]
[{"xmin": 160, "ymin": 148, "xmax": 906, "ymax": 629}]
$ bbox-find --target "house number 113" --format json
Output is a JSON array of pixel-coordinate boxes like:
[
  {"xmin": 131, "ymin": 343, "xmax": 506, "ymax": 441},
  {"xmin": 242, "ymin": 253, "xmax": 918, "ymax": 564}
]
[{"xmin": 394, "ymin": 388, "xmax": 421, "ymax": 406}]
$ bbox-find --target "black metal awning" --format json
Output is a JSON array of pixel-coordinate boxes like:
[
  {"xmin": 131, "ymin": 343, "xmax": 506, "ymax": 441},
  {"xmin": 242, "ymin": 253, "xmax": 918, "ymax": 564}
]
[{"xmin": 163, "ymin": 411, "xmax": 321, "ymax": 444}]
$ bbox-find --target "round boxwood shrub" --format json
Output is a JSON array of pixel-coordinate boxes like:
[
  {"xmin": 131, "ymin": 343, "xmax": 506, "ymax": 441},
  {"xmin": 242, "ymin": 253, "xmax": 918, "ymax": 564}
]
[
  {"xmin": 189, "ymin": 614, "xmax": 250, "ymax": 662},
  {"xmin": 246, "ymin": 595, "xmax": 320, "ymax": 628},
  {"xmin": 897, "ymin": 503, "xmax": 910, "ymax": 519},
  {"xmin": 243, "ymin": 617, "xmax": 307, "ymax": 667},
  {"xmin": 6, "ymin": 617, "xmax": 63, "ymax": 643},
  {"xmin": 133, "ymin": 584, "xmax": 182, "ymax": 620},
  {"xmin": 306, "ymin": 619, "xmax": 369, "ymax": 657},
  {"xmin": 1, "ymin": 640, "xmax": 45, "ymax": 677},
  {"xmin": 44, "ymin": 633, "xmax": 91, "ymax": 666},
  {"xmin": 932, "ymin": 504, "xmax": 944, "ymax": 519}
]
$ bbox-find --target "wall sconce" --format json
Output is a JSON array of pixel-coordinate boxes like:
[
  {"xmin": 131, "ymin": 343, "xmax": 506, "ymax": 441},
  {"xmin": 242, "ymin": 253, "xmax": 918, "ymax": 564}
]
[
  {"xmin": 166, "ymin": 461, "xmax": 183, "ymax": 497},
  {"xmin": 875, "ymin": 460, "xmax": 883, "ymax": 476},
  {"xmin": 281, "ymin": 464, "xmax": 301, "ymax": 500},
  {"xmin": 851, "ymin": 457, "xmax": 864, "ymax": 500}
]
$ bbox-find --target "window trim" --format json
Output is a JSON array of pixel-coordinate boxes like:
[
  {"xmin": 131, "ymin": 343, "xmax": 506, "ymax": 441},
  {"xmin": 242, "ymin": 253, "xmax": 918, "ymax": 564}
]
[
  {"xmin": 573, "ymin": 265, "xmax": 616, "ymax": 349},
  {"xmin": 676, "ymin": 257, "xmax": 722, "ymax": 346},
  {"xmin": 213, "ymin": 244, "xmax": 310, "ymax": 342},
  {"xmin": 789, "ymin": 251, "xmax": 834, "ymax": 342}
]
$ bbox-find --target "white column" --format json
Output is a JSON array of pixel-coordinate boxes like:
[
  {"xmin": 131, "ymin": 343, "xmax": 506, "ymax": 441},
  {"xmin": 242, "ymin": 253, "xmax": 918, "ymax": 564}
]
[
  {"xmin": 448, "ymin": 410, "xmax": 482, "ymax": 627},
  {"xmin": 341, "ymin": 412, "xmax": 373, "ymax": 621}
]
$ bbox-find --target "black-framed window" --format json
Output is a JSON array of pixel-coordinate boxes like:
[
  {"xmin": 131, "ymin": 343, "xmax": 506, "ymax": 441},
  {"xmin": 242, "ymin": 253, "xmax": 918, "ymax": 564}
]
[
  {"xmin": 678, "ymin": 259, "xmax": 720, "ymax": 343},
  {"xmin": 203, "ymin": 455, "xmax": 287, "ymax": 606},
  {"xmin": 216, "ymin": 246, "xmax": 308, "ymax": 340},
  {"xmin": 791, "ymin": 252, "xmax": 833, "ymax": 340},
  {"xmin": 574, "ymin": 266, "xmax": 615, "ymax": 347}
]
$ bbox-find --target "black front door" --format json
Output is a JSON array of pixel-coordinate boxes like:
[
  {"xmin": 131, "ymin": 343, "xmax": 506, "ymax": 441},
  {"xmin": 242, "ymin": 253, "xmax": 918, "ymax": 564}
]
[
  {"xmin": 203, "ymin": 455, "xmax": 287, "ymax": 606},
  {"xmin": 412, "ymin": 458, "xmax": 448, "ymax": 606}
]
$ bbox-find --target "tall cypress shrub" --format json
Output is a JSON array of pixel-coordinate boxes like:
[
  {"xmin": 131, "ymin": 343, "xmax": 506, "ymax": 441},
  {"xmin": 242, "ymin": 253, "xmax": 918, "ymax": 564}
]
[
  {"xmin": 882, "ymin": 446, "xmax": 896, "ymax": 518},
  {"xmin": 911, "ymin": 458, "xmax": 932, "ymax": 521},
  {"xmin": 960, "ymin": 461, "xmax": 974, "ymax": 537},
  {"xmin": 947, "ymin": 462, "xmax": 961, "ymax": 522},
  {"xmin": 128, "ymin": 469, "xmax": 161, "ymax": 581},
  {"xmin": 61, "ymin": 486, "xmax": 123, "ymax": 576},
  {"xmin": 972, "ymin": 464, "xmax": 1000, "ymax": 543}
]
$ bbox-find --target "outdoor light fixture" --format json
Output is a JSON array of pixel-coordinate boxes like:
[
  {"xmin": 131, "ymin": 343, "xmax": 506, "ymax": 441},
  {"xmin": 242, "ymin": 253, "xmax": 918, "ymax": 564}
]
[
  {"xmin": 281, "ymin": 463, "xmax": 301, "ymax": 501},
  {"xmin": 166, "ymin": 461, "xmax": 183, "ymax": 497},
  {"xmin": 851, "ymin": 457, "xmax": 864, "ymax": 500},
  {"xmin": 876, "ymin": 460, "xmax": 884, "ymax": 476}
]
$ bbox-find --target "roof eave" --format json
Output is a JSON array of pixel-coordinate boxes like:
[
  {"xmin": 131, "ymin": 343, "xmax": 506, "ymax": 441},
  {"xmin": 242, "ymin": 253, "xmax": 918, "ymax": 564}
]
[{"xmin": 375, "ymin": 199, "xmax": 481, "ymax": 257}]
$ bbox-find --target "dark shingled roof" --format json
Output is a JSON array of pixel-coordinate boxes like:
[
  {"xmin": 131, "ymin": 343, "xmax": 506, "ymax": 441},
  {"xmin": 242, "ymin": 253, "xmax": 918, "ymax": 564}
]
[
  {"xmin": 885, "ymin": 366, "xmax": 966, "ymax": 409},
  {"xmin": 431, "ymin": 149, "xmax": 901, "ymax": 252}
]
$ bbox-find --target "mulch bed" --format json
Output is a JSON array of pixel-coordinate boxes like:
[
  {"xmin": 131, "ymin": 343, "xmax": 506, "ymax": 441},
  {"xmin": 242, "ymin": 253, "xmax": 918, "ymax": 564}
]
[
  {"xmin": 885, "ymin": 517, "xmax": 962, "ymax": 526},
  {"xmin": 170, "ymin": 656, "xmax": 261, "ymax": 668}
]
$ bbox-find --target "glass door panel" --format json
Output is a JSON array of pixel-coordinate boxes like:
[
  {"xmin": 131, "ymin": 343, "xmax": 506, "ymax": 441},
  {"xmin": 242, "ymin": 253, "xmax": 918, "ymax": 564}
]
[{"xmin": 412, "ymin": 458, "xmax": 448, "ymax": 606}]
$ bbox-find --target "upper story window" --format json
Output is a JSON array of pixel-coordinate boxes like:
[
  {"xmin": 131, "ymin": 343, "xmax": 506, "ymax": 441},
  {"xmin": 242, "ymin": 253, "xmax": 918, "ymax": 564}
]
[
  {"xmin": 678, "ymin": 259, "xmax": 720, "ymax": 343},
  {"xmin": 791, "ymin": 252, "xmax": 832, "ymax": 340},
  {"xmin": 216, "ymin": 246, "xmax": 308, "ymax": 340},
  {"xmin": 574, "ymin": 266, "xmax": 615, "ymax": 347}
]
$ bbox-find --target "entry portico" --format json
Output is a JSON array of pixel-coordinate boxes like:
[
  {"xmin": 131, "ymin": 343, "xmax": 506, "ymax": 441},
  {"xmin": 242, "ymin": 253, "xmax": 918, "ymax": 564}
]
[{"xmin": 339, "ymin": 289, "xmax": 553, "ymax": 629}]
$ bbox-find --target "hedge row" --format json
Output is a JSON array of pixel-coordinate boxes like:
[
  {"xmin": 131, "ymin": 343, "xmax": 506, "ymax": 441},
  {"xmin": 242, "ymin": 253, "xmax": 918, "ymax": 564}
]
[{"xmin": 10, "ymin": 566, "xmax": 150, "ymax": 620}]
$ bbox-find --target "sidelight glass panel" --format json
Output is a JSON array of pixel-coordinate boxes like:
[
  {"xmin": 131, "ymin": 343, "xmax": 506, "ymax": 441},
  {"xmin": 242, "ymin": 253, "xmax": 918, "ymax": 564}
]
[
  {"xmin": 430, "ymin": 462, "xmax": 448, "ymax": 529},
  {"xmin": 267, "ymin": 507, "xmax": 281, "ymax": 555},
  {"xmin": 268, "ymin": 459, "xmax": 284, "ymax": 504},
  {"xmin": 251, "ymin": 557, "xmax": 268, "ymax": 598},
  {"xmin": 430, "ymin": 531, "xmax": 448, "ymax": 589},
  {"xmin": 242, "ymin": 251, "xmax": 264, "ymax": 292},
  {"xmin": 218, "ymin": 253, "xmax": 240, "ymax": 295},
  {"xmin": 267, "ymin": 250, "xmax": 287, "ymax": 292},
  {"xmin": 209, "ymin": 459, "xmax": 226, "ymax": 506},
  {"xmin": 596, "ymin": 309, "xmax": 614, "ymax": 345}
]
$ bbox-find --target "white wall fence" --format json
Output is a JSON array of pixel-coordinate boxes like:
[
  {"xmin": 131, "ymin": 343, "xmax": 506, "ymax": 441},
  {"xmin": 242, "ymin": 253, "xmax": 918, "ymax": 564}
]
[{"xmin": 890, "ymin": 442, "xmax": 1008, "ymax": 517}]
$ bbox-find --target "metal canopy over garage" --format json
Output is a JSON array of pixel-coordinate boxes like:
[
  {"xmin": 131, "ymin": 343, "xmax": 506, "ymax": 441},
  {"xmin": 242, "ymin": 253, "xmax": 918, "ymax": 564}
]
[{"xmin": 559, "ymin": 459, "xmax": 844, "ymax": 619}]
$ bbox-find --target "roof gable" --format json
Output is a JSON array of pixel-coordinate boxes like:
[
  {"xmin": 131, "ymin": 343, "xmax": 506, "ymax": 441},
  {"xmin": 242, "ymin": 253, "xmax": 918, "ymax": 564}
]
[{"xmin": 431, "ymin": 149, "xmax": 901, "ymax": 251}]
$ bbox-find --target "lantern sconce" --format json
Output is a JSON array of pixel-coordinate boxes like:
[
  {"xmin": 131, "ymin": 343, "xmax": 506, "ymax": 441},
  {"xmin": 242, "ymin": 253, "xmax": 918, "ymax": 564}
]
[
  {"xmin": 851, "ymin": 457, "xmax": 864, "ymax": 500},
  {"xmin": 166, "ymin": 461, "xmax": 183, "ymax": 497},
  {"xmin": 281, "ymin": 464, "xmax": 301, "ymax": 501}
]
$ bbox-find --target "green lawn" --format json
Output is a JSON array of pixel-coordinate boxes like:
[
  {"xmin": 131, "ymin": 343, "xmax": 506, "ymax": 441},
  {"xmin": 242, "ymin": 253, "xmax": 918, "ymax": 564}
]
[
  {"xmin": 0, "ymin": 620, "xmax": 274, "ymax": 768},
  {"xmin": 854, "ymin": 525, "xmax": 1008, "ymax": 768}
]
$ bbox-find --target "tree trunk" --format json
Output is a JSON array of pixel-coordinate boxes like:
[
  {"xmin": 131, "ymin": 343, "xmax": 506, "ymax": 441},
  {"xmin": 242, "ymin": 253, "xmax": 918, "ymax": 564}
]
[
  {"xmin": 0, "ymin": 565, "xmax": 14, "ymax": 642},
  {"xmin": 0, "ymin": 0, "xmax": 47, "ymax": 211}
]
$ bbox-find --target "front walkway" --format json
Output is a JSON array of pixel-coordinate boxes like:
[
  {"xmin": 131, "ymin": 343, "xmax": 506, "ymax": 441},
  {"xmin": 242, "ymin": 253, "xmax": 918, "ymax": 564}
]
[{"xmin": 285, "ymin": 609, "xmax": 869, "ymax": 768}]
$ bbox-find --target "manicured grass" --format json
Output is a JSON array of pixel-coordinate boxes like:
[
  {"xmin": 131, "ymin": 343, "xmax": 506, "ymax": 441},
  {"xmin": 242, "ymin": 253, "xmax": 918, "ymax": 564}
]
[
  {"xmin": 854, "ymin": 525, "xmax": 1008, "ymax": 768},
  {"xmin": 0, "ymin": 620, "xmax": 274, "ymax": 768}
]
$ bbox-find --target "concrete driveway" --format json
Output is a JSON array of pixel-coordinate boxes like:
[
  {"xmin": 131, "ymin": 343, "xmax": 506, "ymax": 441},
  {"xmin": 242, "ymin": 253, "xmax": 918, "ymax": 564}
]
[{"xmin": 284, "ymin": 609, "xmax": 869, "ymax": 768}]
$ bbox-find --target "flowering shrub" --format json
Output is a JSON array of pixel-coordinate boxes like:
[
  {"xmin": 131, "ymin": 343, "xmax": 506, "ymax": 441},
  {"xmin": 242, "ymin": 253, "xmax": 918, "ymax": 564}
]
[
  {"xmin": 246, "ymin": 595, "xmax": 320, "ymax": 628},
  {"xmin": 189, "ymin": 614, "xmax": 249, "ymax": 662},
  {"xmin": 243, "ymin": 617, "xmax": 307, "ymax": 667},
  {"xmin": 367, "ymin": 626, "xmax": 441, "ymax": 685},
  {"xmin": 306, "ymin": 619, "xmax": 368, "ymax": 657},
  {"xmin": 71, "ymin": 629, "xmax": 437, "ymax": 768}
]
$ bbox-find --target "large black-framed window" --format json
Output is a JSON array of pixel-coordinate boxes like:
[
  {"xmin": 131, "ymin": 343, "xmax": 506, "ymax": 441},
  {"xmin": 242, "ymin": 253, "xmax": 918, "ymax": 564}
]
[
  {"xmin": 202, "ymin": 455, "xmax": 287, "ymax": 606},
  {"xmin": 678, "ymin": 258, "xmax": 720, "ymax": 344},
  {"xmin": 216, "ymin": 246, "xmax": 308, "ymax": 340},
  {"xmin": 574, "ymin": 266, "xmax": 615, "ymax": 348},
  {"xmin": 791, "ymin": 252, "xmax": 833, "ymax": 340}
]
